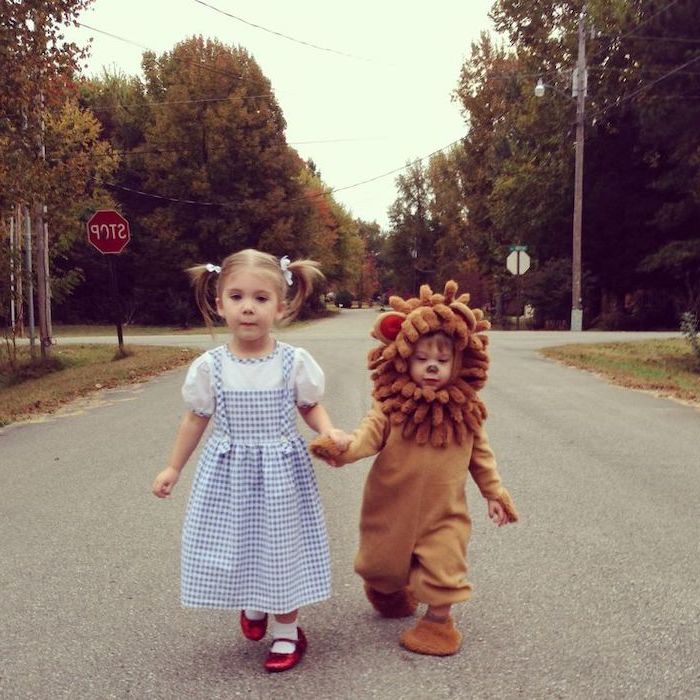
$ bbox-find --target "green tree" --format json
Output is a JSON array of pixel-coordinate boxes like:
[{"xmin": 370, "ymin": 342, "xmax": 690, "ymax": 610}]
[
  {"xmin": 43, "ymin": 99, "xmax": 120, "ymax": 302},
  {"xmin": 356, "ymin": 220, "xmax": 381, "ymax": 303},
  {"xmin": 385, "ymin": 161, "xmax": 436, "ymax": 295},
  {"xmin": 0, "ymin": 1, "xmax": 96, "ymax": 352},
  {"xmin": 0, "ymin": 0, "xmax": 94, "ymax": 209},
  {"xmin": 75, "ymin": 38, "xmax": 323, "ymax": 324},
  {"xmin": 638, "ymin": 240, "xmax": 700, "ymax": 317},
  {"xmin": 452, "ymin": 0, "xmax": 699, "ymax": 327}
]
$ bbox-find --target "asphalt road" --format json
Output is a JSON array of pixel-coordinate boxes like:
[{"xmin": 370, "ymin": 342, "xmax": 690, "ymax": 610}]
[{"xmin": 1, "ymin": 311, "xmax": 698, "ymax": 699}]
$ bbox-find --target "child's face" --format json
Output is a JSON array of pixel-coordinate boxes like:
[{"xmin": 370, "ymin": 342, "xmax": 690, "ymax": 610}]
[
  {"xmin": 216, "ymin": 268, "xmax": 285, "ymax": 345},
  {"xmin": 409, "ymin": 335, "xmax": 455, "ymax": 391}
]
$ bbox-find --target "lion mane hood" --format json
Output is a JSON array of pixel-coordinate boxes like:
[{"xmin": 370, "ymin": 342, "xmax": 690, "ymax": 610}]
[{"xmin": 368, "ymin": 280, "xmax": 491, "ymax": 448}]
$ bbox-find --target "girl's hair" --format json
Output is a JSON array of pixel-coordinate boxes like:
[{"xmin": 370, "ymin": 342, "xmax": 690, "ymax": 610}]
[{"xmin": 186, "ymin": 248, "xmax": 324, "ymax": 330}]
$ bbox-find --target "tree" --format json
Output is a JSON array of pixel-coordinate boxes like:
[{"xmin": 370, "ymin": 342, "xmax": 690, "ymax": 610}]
[
  {"xmin": 74, "ymin": 38, "xmax": 320, "ymax": 324},
  {"xmin": 638, "ymin": 240, "xmax": 700, "ymax": 317},
  {"xmin": 295, "ymin": 168, "xmax": 340, "ymax": 277},
  {"xmin": 356, "ymin": 220, "xmax": 381, "ymax": 303},
  {"xmin": 44, "ymin": 98, "xmax": 119, "ymax": 292},
  {"xmin": 0, "ymin": 1, "xmax": 104, "ymax": 353},
  {"xmin": 450, "ymin": 0, "xmax": 700, "ymax": 327},
  {"xmin": 427, "ymin": 148, "xmax": 469, "ymax": 280},
  {"xmin": 69, "ymin": 41, "xmax": 367, "ymax": 324},
  {"xmin": 0, "ymin": 0, "xmax": 94, "ymax": 208},
  {"xmin": 385, "ymin": 161, "xmax": 436, "ymax": 295}
]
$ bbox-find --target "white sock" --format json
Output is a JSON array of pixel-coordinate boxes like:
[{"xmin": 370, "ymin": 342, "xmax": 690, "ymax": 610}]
[
  {"xmin": 269, "ymin": 619, "xmax": 298, "ymax": 654},
  {"xmin": 244, "ymin": 609, "xmax": 265, "ymax": 620}
]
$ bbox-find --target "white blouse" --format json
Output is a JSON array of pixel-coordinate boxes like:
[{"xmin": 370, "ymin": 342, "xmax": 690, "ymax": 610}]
[{"xmin": 181, "ymin": 343, "xmax": 325, "ymax": 417}]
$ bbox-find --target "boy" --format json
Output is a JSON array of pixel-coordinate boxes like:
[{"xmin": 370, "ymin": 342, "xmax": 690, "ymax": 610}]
[{"xmin": 312, "ymin": 281, "xmax": 517, "ymax": 656}]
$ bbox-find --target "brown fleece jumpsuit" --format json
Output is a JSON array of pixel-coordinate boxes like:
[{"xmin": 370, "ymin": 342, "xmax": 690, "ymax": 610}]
[{"xmin": 335, "ymin": 402, "xmax": 510, "ymax": 607}]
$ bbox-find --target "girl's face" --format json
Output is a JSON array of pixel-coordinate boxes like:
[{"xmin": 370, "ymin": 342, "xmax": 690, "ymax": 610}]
[
  {"xmin": 409, "ymin": 335, "xmax": 454, "ymax": 391},
  {"xmin": 216, "ymin": 268, "xmax": 285, "ymax": 348}
]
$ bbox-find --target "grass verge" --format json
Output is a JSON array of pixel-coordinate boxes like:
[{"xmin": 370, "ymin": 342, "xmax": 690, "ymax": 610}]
[
  {"xmin": 541, "ymin": 338, "xmax": 700, "ymax": 406},
  {"xmin": 0, "ymin": 344, "xmax": 198, "ymax": 427},
  {"xmin": 51, "ymin": 324, "xmax": 216, "ymax": 336}
]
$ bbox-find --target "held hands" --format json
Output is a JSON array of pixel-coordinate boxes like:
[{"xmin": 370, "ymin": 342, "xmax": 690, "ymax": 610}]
[
  {"xmin": 152, "ymin": 467, "xmax": 180, "ymax": 498},
  {"xmin": 310, "ymin": 428, "xmax": 352, "ymax": 467}
]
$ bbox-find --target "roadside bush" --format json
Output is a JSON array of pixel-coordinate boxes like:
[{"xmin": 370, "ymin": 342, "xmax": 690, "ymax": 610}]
[
  {"xmin": 680, "ymin": 311, "xmax": 700, "ymax": 362},
  {"xmin": 296, "ymin": 294, "xmax": 328, "ymax": 321},
  {"xmin": 522, "ymin": 258, "xmax": 571, "ymax": 329},
  {"xmin": 334, "ymin": 289, "xmax": 354, "ymax": 308},
  {"xmin": 592, "ymin": 310, "xmax": 637, "ymax": 331}
]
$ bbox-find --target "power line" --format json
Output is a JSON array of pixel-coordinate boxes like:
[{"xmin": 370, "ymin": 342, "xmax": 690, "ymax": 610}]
[
  {"xmin": 587, "ymin": 52, "xmax": 700, "ymax": 122},
  {"xmin": 192, "ymin": 0, "xmax": 374, "ymax": 62},
  {"xmin": 587, "ymin": 0, "xmax": 685, "ymax": 66},
  {"xmin": 614, "ymin": 52, "xmax": 700, "ymax": 102},
  {"xmin": 589, "ymin": 65, "xmax": 700, "ymax": 77},
  {"xmin": 331, "ymin": 138, "xmax": 464, "ymax": 193},
  {"xmin": 88, "ymin": 91, "xmax": 272, "ymax": 113},
  {"xmin": 66, "ymin": 137, "xmax": 385, "ymax": 161},
  {"xmin": 614, "ymin": 0, "xmax": 685, "ymax": 43},
  {"xmin": 75, "ymin": 22, "xmax": 273, "ymax": 88},
  {"xmin": 93, "ymin": 135, "xmax": 465, "ymax": 209},
  {"xmin": 76, "ymin": 21, "xmax": 151, "ymax": 52},
  {"xmin": 94, "ymin": 177, "xmax": 231, "ymax": 208},
  {"xmin": 597, "ymin": 32, "xmax": 700, "ymax": 45}
]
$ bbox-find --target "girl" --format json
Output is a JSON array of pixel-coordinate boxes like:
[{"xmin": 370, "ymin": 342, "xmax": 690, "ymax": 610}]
[{"xmin": 152, "ymin": 248, "xmax": 347, "ymax": 673}]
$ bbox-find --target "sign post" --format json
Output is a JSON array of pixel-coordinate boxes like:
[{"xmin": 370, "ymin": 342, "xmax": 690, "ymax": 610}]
[
  {"xmin": 506, "ymin": 245, "xmax": 530, "ymax": 330},
  {"xmin": 86, "ymin": 210, "xmax": 131, "ymax": 353}
]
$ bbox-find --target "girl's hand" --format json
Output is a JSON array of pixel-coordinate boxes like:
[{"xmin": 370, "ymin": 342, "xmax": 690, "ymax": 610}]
[
  {"xmin": 488, "ymin": 499, "xmax": 508, "ymax": 526},
  {"xmin": 311, "ymin": 429, "xmax": 352, "ymax": 468},
  {"xmin": 153, "ymin": 467, "xmax": 180, "ymax": 498},
  {"xmin": 327, "ymin": 428, "xmax": 352, "ymax": 452},
  {"xmin": 325, "ymin": 428, "xmax": 352, "ymax": 467}
]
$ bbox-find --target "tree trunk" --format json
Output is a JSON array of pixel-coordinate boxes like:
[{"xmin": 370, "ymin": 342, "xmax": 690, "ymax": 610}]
[{"xmin": 33, "ymin": 201, "xmax": 52, "ymax": 358}]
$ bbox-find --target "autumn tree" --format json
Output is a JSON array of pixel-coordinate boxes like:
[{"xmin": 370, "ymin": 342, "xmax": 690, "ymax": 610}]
[
  {"xmin": 74, "ymin": 38, "xmax": 318, "ymax": 324},
  {"xmin": 0, "ymin": 0, "xmax": 93, "ymax": 208},
  {"xmin": 448, "ymin": 0, "xmax": 700, "ymax": 327},
  {"xmin": 355, "ymin": 220, "xmax": 381, "ymax": 304},
  {"xmin": 70, "ymin": 40, "xmax": 367, "ymax": 324},
  {"xmin": 0, "ymin": 1, "xmax": 122, "ymax": 351}
]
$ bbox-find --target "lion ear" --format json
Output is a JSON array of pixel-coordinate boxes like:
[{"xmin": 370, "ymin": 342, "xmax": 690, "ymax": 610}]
[{"xmin": 372, "ymin": 311, "xmax": 406, "ymax": 344}]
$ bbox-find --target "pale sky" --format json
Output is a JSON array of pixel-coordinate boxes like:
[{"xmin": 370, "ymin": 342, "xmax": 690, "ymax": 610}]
[{"xmin": 68, "ymin": 0, "xmax": 496, "ymax": 229}]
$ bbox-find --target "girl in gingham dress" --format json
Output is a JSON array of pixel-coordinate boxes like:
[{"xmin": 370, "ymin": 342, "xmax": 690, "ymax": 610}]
[{"xmin": 152, "ymin": 249, "xmax": 348, "ymax": 673}]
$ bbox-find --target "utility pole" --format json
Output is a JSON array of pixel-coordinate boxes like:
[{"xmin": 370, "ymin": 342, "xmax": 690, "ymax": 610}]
[
  {"xmin": 9, "ymin": 215, "xmax": 16, "ymax": 331},
  {"xmin": 32, "ymin": 7, "xmax": 53, "ymax": 356},
  {"xmin": 33, "ymin": 91, "xmax": 53, "ymax": 357},
  {"xmin": 24, "ymin": 205, "xmax": 36, "ymax": 356},
  {"xmin": 571, "ymin": 6, "xmax": 587, "ymax": 332}
]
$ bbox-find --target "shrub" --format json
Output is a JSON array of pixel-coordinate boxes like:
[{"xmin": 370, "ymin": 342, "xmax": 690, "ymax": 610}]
[
  {"xmin": 334, "ymin": 289, "xmax": 354, "ymax": 308},
  {"xmin": 680, "ymin": 311, "xmax": 700, "ymax": 361}
]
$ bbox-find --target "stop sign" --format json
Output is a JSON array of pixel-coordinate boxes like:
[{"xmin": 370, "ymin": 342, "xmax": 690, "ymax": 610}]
[{"xmin": 86, "ymin": 210, "xmax": 131, "ymax": 254}]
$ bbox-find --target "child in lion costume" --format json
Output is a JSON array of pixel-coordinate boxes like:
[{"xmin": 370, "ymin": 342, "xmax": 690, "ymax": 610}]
[{"xmin": 311, "ymin": 281, "xmax": 518, "ymax": 656}]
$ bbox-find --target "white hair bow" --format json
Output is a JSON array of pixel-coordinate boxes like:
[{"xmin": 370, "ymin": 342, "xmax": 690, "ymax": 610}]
[
  {"xmin": 205, "ymin": 263, "xmax": 221, "ymax": 274},
  {"xmin": 279, "ymin": 255, "xmax": 293, "ymax": 286}
]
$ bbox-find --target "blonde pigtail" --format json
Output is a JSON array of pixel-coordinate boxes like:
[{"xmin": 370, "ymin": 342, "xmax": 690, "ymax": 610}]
[
  {"xmin": 281, "ymin": 259, "xmax": 325, "ymax": 324},
  {"xmin": 186, "ymin": 265, "xmax": 220, "ymax": 332}
]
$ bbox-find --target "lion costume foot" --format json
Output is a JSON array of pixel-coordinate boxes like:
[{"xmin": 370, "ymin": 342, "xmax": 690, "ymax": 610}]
[
  {"xmin": 364, "ymin": 584, "xmax": 418, "ymax": 618},
  {"xmin": 399, "ymin": 616, "xmax": 462, "ymax": 656}
]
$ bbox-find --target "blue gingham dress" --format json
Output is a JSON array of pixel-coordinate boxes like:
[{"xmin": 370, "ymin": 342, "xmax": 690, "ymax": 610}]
[{"xmin": 181, "ymin": 342, "xmax": 331, "ymax": 613}]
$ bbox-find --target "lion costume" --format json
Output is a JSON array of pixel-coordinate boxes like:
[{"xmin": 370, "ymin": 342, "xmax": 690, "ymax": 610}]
[{"xmin": 310, "ymin": 281, "xmax": 517, "ymax": 655}]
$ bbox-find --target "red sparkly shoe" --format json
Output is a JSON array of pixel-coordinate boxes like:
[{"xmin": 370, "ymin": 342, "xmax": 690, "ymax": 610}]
[
  {"xmin": 240, "ymin": 611, "xmax": 268, "ymax": 641},
  {"xmin": 264, "ymin": 628, "xmax": 307, "ymax": 673}
]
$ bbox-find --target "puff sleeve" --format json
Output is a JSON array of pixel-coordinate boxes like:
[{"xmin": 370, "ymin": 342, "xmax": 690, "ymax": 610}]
[
  {"xmin": 181, "ymin": 353, "xmax": 215, "ymax": 417},
  {"xmin": 292, "ymin": 347, "xmax": 325, "ymax": 407}
]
